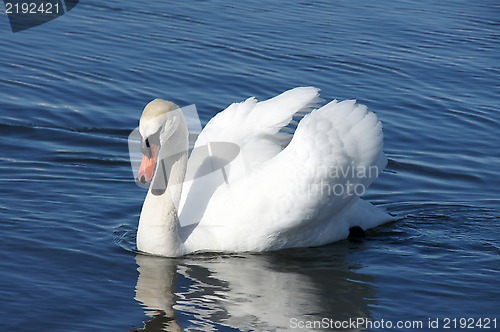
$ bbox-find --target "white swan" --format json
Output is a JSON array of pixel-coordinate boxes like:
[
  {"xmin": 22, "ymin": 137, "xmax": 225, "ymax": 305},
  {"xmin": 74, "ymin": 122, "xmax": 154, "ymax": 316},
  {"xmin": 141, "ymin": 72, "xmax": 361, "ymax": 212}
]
[{"xmin": 136, "ymin": 87, "xmax": 393, "ymax": 257}]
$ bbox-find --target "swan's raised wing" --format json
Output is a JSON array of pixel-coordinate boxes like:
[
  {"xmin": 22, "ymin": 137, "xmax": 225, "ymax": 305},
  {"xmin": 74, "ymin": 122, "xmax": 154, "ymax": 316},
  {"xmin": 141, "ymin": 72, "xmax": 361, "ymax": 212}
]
[
  {"xmin": 272, "ymin": 99, "xmax": 387, "ymax": 223},
  {"xmin": 190, "ymin": 99, "xmax": 388, "ymax": 252},
  {"xmin": 179, "ymin": 87, "xmax": 321, "ymax": 221},
  {"xmin": 194, "ymin": 87, "xmax": 322, "ymax": 150}
]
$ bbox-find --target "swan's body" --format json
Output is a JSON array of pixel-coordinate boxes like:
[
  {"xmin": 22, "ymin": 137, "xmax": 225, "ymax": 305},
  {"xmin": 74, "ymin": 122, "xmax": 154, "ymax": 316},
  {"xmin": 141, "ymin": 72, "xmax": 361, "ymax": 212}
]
[{"xmin": 136, "ymin": 87, "xmax": 393, "ymax": 257}]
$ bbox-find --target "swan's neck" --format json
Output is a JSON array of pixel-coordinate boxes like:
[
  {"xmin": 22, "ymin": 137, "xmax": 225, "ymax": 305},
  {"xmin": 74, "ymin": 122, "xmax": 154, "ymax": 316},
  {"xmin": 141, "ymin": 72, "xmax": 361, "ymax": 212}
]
[{"xmin": 137, "ymin": 115, "xmax": 189, "ymax": 257}]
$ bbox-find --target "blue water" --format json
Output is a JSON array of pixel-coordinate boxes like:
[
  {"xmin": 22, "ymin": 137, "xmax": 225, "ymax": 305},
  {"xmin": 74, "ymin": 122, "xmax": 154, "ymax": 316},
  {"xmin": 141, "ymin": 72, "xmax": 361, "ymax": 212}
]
[{"xmin": 1, "ymin": 1, "xmax": 499, "ymax": 331}]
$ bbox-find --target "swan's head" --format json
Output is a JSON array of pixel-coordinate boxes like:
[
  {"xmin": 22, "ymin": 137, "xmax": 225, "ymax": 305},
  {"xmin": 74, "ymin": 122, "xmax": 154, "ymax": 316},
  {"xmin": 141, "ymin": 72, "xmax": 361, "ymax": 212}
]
[{"xmin": 137, "ymin": 99, "xmax": 180, "ymax": 184}]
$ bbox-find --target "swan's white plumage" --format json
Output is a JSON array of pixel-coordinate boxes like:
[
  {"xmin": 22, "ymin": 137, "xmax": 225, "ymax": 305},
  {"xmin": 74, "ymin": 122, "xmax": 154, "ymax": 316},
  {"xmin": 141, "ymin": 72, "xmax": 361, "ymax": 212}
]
[
  {"xmin": 189, "ymin": 87, "xmax": 322, "ymax": 181},
  {"xmin": 137, "ymin": 87, "xmax": 393, "ymax": 257}
]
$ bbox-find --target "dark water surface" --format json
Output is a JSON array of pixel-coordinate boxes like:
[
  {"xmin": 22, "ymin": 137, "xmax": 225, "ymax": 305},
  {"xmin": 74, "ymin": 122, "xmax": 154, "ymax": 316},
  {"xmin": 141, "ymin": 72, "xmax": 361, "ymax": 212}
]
[{"xmin": 1, "ymin": 1, "xmax": 499, "ymax": 331}]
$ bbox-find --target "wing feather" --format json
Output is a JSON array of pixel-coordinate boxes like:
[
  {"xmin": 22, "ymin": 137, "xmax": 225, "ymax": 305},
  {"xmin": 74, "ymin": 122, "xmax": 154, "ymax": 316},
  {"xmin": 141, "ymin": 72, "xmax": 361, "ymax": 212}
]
[{"xmin": 189, "ymin": 98, "xmax": 388, "ymax": 251}]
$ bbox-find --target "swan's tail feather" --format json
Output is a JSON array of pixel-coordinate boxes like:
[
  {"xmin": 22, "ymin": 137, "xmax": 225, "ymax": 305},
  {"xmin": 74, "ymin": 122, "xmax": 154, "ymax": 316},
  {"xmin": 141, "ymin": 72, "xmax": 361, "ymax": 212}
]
[{"xmin": 346, "ymin": 199, "xmax": 396, "ymax": 230}]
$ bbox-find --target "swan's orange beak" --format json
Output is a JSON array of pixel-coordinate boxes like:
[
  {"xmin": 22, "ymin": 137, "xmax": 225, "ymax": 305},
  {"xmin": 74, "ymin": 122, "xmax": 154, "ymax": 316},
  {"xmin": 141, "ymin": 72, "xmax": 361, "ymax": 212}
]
[{"xmin": 138, "ymin": 145, "xmax": 159, "ymax": 184}]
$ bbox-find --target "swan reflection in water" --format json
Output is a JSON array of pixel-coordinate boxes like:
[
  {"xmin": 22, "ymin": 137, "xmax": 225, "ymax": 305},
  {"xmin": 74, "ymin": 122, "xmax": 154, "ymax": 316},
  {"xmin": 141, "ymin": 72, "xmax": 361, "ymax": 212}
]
[{"xmin": 134, "ymin": 243, "xmax": 376, "ymax": 331}]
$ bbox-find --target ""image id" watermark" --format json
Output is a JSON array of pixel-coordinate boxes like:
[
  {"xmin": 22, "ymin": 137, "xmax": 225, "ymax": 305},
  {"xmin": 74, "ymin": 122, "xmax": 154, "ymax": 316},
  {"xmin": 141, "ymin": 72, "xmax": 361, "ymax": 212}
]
[{"xmin": 4, "ymin": 0, "xmax": 78, "ymax": 32}]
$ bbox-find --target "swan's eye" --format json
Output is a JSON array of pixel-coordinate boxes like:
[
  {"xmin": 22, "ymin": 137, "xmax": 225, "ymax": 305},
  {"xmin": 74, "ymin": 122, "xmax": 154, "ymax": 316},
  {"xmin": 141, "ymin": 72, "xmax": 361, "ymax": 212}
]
[
  {"xmin": 140, "ymin": 129, "xmax": 161, "ymax": 158},
  {"xmin": 141, "ymin": 138, "xmax": 152, "ymax": 158}
]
